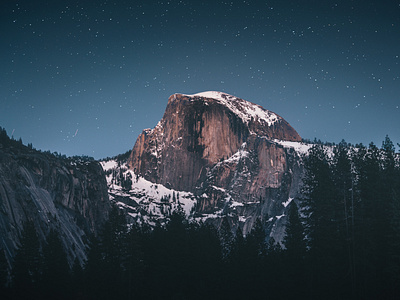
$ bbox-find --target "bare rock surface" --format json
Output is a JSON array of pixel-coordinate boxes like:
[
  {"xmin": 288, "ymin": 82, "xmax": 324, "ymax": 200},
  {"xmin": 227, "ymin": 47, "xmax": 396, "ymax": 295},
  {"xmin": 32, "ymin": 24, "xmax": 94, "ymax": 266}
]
[
  {"xmin": 125, "ymin": 91, "xmax": 305, "ymax": 240},
  {"xmin": 0, "ymin": 143, "xmax": 110, "ymax": 266},
  {"xmin": 128, "ymin": 92, "xmax": 300, "ymax": 191}
]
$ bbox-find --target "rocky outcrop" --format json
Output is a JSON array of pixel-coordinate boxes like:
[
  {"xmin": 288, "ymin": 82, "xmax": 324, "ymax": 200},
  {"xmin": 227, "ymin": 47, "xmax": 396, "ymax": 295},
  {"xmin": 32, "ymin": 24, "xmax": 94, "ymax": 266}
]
[
  {"xmin": 126, "ymin": 91, "xmax": 304, "ymax": 239},
  {"xmin": 0, "ymin": 142, "xmax": 110, "ymax": 266},
  {"xmin": 128, "ymin": 92, "xmax": 301, "ymax": 192}
]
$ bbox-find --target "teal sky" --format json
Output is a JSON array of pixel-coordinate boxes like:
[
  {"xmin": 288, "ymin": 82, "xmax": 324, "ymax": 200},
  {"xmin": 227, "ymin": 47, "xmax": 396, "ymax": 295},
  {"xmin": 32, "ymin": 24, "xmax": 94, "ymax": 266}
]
[{"xmin": 1, "ymin": 0, "xmax": 399, "ymax": 158}]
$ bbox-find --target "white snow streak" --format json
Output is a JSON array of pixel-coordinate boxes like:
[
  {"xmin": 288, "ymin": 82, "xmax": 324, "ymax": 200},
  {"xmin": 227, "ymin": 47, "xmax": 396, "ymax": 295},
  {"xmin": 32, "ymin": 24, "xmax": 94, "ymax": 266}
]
[
  {"xmin": 282, "ymin": 197, "xmax": 293, "ymax": 208},
  {"xmin": 273, "ymin": 139, "xmax": 313, "ymax": 155}
]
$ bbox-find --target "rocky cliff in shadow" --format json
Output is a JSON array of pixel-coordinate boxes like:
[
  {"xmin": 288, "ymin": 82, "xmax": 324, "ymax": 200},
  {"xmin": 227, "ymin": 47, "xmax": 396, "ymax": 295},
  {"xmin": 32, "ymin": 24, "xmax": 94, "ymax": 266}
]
[{"xmin": 0, "ymin": 133, "xmax": 110, "ymax": 267}]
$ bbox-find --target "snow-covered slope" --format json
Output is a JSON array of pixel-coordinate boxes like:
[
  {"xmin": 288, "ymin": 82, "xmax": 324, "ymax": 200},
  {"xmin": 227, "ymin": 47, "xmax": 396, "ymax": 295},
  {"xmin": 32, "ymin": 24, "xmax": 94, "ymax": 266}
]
[
  {"xmin": 102, "ymin": 137, "xmax": 316, "ymax": 240},
  {"xmin": 100, "ymin": 160, "xmax": 197, "ymax": 225},
  {"xmin": 273, "ymin": 139, "xmax": 313, "ymax": 155},
  {"xmin": 119, "ymin": 91, "xmax": 310, "ymax": 239}
]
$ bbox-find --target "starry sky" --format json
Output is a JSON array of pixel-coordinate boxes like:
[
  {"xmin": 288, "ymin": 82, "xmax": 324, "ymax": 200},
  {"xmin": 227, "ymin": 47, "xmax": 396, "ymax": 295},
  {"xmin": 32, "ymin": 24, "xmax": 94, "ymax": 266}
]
[{"xmin": 1, "ymin": 0, "xmax": 399, "ymax": 159}]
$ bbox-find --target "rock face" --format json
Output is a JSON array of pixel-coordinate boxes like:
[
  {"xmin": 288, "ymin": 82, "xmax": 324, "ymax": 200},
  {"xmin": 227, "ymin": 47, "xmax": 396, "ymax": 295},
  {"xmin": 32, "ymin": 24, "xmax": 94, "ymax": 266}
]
[
  {"xmin": 0, "ymin": 142, "xmax": 110, "ymax": 266},
  {"xmin": 127, "ymin": 91, "xmax": 304, "ymax": 238},
  {"xmin": 128, "ymin": 91, "xmax": 301, "ymax": 191}
]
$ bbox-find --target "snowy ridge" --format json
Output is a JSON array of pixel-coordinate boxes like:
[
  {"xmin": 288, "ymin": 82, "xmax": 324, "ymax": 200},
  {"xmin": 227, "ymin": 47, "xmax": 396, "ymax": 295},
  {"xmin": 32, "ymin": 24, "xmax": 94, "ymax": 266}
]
[
  {"xmin": 100, "ymin": 159, "xmax": 263, "ymax": 228},
  {"xmin": 274, "ymin": 139, "xmax": 339, "ymax": 159},
  {"xmin": 273, "ymin": 139, "xmax": 313, "ymax": 155},
  {"xmin": 183, "ymin": 91, "xmax": 280, "ymax": 126},
  {"xmin": 100, "ymin": 160, "xmax": 196, "ymax": 222}
]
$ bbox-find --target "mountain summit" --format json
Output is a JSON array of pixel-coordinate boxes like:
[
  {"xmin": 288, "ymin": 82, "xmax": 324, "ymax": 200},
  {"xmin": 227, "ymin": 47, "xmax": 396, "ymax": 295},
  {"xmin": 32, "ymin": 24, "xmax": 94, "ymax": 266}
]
[
  {"xmin": 182, "ymin": 91, "xmax": 300, "ymax": 140},
  {"xmin": 128, "ymin": 91, "xmax": 300, "ymax": 190},
  {"xmin": 126, "ymin": 91, "xmax": 304, "ymax": 235}
]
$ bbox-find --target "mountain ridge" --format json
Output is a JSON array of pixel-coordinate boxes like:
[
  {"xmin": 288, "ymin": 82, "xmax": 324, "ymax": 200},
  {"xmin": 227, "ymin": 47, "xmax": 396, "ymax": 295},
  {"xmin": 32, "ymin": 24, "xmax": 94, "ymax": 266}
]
[{"xmin": 0, "ymin": 129, "xmax": 110, "ymax": 267}]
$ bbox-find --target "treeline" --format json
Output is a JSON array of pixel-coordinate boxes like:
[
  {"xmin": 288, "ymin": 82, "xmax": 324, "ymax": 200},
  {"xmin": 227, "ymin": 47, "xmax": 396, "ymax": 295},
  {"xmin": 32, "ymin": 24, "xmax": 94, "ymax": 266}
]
[
  {"xmin": 0, "ymin": 222, "xmax": 72, "ymax": 300},
  {"xmin": 1, "ymin": 136, "xmax": 399, "ymax": 299},
  {"xmin": 0, "ymin": 126, "xmax": 94, "ymax": 162},
  {"xmin": 295, "ymin": 136, "xmax": 400, "ymax": 299},
  {"xmin": 1, "ymin": 208, "xmax": 283, "ymax": 299},
  {"xmin": 0, "ymin": 127, "xmax": 31, "ymax": 150},
  {"xmin": 101, "ymin": 149, "xmax": 132, "ymax": 164}
]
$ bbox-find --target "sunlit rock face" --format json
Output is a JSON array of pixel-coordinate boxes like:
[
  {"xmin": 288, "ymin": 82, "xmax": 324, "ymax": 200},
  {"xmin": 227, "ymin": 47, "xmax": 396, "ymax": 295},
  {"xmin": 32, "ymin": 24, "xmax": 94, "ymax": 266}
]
[
  {"xmin": 127, "ymin": 91, "xmax": 303, "ymax": 239},
  {"xmin": 128, "ymin": 92, "xmax": 300, "ymax": 191}
]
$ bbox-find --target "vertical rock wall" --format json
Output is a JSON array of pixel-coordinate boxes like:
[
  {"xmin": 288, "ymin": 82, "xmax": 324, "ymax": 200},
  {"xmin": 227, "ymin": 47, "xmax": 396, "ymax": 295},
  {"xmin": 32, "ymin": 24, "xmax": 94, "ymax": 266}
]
[{"xmin": 0, "ymin": 146, "xmax": 110, "ymax": 266}]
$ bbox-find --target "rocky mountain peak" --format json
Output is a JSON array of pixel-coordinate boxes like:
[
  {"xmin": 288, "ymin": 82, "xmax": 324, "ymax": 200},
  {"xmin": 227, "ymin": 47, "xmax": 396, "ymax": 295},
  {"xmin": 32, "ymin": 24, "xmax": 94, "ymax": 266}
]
[
  {"xmin": 167, "ymin": 91, "xmax": 301, "ymax": 141},
  {"xmin": 180, "ymin": 91, "xmax": 280, "ymax": 126},
  {"xmin": 128, "ymin": 91, "xmax": 301, "ymax": 193}
]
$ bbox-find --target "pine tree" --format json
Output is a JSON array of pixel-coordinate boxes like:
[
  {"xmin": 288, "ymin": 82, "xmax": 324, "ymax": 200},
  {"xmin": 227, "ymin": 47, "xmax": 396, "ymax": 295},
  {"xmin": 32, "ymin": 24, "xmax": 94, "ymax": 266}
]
[
  {"xmin": 244, "ymin": 219, "xmax": 267, "ymax": 297},
  {"xmin": 188, "ymin": 222, "xmax": 223, "ymax": 298},
  {"xmin": 71, "ymin": 258, "xmax": 84, "ymax": 299},
  {"xmin": 98, "ymin": 205, "xmax": 127, "ymax": 299},
  {"xmin": 246, "ymin": 218, "xmax": 267, "ymax": 257},
  {"xmin": 263, "ymin": 237, "xmax": 284, "ymax": 298},
  {"xmin": 12, "ymin": 221, "xmax": 42, "ymax": 298},
  {"xmin": 123, "ymin": 223, "xmax": 145, "ymax": 299},
  {"xmin": 172, "ymin": 191, "xmax": 176, "ymax": 203},
  {"xmin": 332, "ymin": 142, "xmax": 356, "ymax": 295},
  {"xmin": 301, "ymin": 145, "xmax": 337, "ymax": 250},
  {"xmin": 301, "ymin": 144, "xmax": 345, "ymax": 297},
  {"xmin": 353, "ymin": 142, "xmax": 388, "ymax": 298},
  {"xmin": 381, "ymin": 136, "xmax": 400, "ymax": 297},
  {"xmin": 225, "ymin": 227, "xmax": 247, "ymax": 297},
  {"xmin": 41, "ymin": 229, "xmax": 71, "ymax": 299},
  {"xmin": 0, "ymin": 249, "xmax": 9, "ymax": 295},
  {"xmin": 345, "ymin": 139, "xmax": 400, "ymax": 298},
  {"xmin": 219, "ymin": 217, "xmax": 233, "ymax": 259},
  {"xmin": 282, "ymin": 201, "xmax": 307, "ymax": 298},
  {"xmin": 84, "ymin": 235, "xmax": 103, "ymax": 299},
  {"xmin": 229, "ymin": 227, "xmax": 245, "ymax": 265},
  {"xmin": 283, "ymin": 201, "xmax": 306, "ymax": 257},
  {"xmin": 164, "ymin": 208, "xmax": 189, "ymax": 295},
  {"xmin": 0, "ymin": 127, "xmax": 8, "ymax": 144}
]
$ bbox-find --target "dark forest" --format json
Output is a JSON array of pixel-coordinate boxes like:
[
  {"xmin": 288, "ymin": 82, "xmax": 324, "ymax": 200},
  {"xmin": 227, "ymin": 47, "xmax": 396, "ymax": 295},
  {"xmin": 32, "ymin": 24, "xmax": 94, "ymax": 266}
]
[{"xmin": 1, "ymin": 136, "xmax": 399, "ymax": 299}]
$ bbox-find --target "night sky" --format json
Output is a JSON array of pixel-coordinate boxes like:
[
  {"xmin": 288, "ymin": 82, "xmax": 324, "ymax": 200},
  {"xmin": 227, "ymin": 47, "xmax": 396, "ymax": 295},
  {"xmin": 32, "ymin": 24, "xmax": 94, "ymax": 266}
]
[{"xmin": 1, "ymin": 0, "xmax": 399, "ymax": 159}]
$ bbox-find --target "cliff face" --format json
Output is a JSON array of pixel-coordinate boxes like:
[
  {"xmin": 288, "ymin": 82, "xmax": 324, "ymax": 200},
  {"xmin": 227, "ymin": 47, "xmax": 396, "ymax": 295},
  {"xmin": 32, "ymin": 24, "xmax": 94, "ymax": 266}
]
[
  {"xmin": 126, "ymin": 91, "xmax": 304, "ymax": 238},
  {"xmin": 128, "ymin": 92, "xmax": 301, "ymax": 192},
  {"xmin": 0, "ymin": 143, "xmax": 110, "ymax": 265}
]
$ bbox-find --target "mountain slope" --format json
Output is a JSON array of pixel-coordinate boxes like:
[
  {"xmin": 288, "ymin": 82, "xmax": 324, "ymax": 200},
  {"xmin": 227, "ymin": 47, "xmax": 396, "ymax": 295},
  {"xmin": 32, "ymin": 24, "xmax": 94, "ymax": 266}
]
[{"xmin": 118, "ymin": 92, "xmax": 307, "ymax": 239}]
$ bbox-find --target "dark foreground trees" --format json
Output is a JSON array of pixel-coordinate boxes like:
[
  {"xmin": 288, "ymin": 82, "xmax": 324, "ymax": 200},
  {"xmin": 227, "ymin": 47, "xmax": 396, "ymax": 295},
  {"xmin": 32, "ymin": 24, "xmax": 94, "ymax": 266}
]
[
  {"xmin": 8, "ymin": 222, "xmax": 71, "ymax": 300},
  {"xmin": 1, "ymin": 137, "xmax": 399, "ymax": 299},
  {"xmin": 299, "ymin": 138, "xmax": 400, "ymax": 299},
  {"xmin": 11, "ymin": 221, "xmax": 43, "ymax": 299}
]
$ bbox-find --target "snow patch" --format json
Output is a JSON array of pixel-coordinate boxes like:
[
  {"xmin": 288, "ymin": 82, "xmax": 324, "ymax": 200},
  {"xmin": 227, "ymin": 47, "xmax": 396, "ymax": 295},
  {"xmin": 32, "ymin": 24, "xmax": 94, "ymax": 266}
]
[
  {"xmin": 230, "ymin": 201, "xmax": 244, "ymax": 208},
  {"xmin": 274, "ymin": 139, "xmax": 313, "ymax": 155},
  {"xmin": 221, "ymin": 142, "xmax": 249, "ymax": 165},
  {"xmin": 239, "ymin": 216, "xmax": 247, "ymax": 222},
  {"xmin": 282, "ymin": 197, "xmax": 293, "ymax": 208},
  {"xmin": 100, "ymin": 160, "xmax": 118, "ymax": 170},
  {"xmin": 211, "ymin": 185, "xmax": 226, "ymax": 192},
  {"xmin": 101, "ymin": 160, "xmax": 196, "ymax": 218},
  {"xmin": 182, "ymin": 91, "xmax": 280, "ymax": 127}
]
